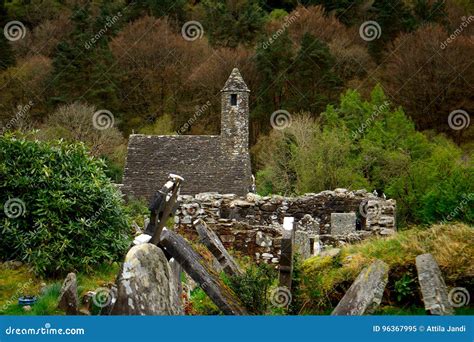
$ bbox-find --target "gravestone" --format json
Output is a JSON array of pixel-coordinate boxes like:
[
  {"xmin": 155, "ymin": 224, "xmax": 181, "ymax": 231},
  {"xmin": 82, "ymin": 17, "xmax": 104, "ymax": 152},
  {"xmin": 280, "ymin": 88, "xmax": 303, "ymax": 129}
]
[
  {"xmin": 415, "ymin": 253, "xmax": 454, "ymax": 315},
  {"xmin": 298, "ymin": 214, "xmax": 320, "ymax": 236},
  {"xmin": 58, "ymin": 273, "xmax": 78, "ymax": 315},
  {"xmin": 331, "ymin": 213, "xmax": 356, "ymax": 235},
  {"xmin": 111, "ymin": 243, "xmax": 182, "ymax": 315},
  {"xmin": 159, "ymin": 229, "xmax": 247, "ymax": 315},
  {"xmin": 194, "ymin": 219, "xmax": 243, "ymax": 276},
  {"xmin": 294, "ymin": 230, "xmax": 311, "ymax": 260},
  {"xmin": 332, "ymin": 259, "xmax": 388, "ymax": 315},
  {"xmin": 169, "ymin": 258, "xmax": 183, "ymax": 308},
  {"xmin": 279, "ymin": 217, "xmax": 295, "ymax": 291}
]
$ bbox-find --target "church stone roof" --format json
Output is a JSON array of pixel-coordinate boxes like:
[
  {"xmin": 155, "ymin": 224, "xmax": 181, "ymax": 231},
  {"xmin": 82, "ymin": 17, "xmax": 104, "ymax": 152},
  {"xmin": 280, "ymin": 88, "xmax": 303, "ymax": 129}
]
[
  {"xmin": 221, "ymin": 68, "xmax": 250, "ymax": 93},
  {"xmin": 122, "ymin": 133, "xmax": 252, "ymax": 200}
]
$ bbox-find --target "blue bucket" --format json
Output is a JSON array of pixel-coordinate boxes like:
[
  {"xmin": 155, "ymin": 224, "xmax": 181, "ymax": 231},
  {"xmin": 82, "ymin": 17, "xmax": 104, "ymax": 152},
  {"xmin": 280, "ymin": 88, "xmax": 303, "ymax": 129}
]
[{"xmin": 18, "ymin": 296, "xmax": 37, "ymax": 306}]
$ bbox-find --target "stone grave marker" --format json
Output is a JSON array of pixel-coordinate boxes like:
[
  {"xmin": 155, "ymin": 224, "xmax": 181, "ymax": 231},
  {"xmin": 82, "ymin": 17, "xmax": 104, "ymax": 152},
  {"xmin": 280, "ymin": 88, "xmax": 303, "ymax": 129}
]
[
  {"xmin": 415, "ymin": 253, "xmax": 454, "ymax": 315},
  {"xmin": 331, "ymin": 212, "xmax": 356, "ymax": 235},
  {"xmin": 111, "ymin": 243, "xmax": 182, "ymax": 315},
  {"xmin": 169, "ymin": 258, "xmax": 183, "ymax": 308},
  {"xmin": 332, "ymin": 259, "xmax": 388, "ymax": 315},
  {"xmin": 159, "ymin": 229, "xmax": 247, "ymax": 315},
  {"xmin": 194, "ymin": 219, "xmax": 243, "ymax": 276},
  {"xmin": 58, "ymin": 273, "xmax": 79, "ymax": 315},
  {"xmin": 294, "ymin": 230, "xmax": 311, "ymax": 260},
  {"xmin": 279, "ymin": 217, "xmax": 295, "ymax": 291}
]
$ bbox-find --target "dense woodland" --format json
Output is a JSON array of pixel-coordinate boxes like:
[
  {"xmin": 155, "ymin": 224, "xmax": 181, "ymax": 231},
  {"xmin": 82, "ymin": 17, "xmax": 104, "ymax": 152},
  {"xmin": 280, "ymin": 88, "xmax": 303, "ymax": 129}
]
[{"xmin": 0, "ymin": 0, "xmax": 473, "ymax": 227}]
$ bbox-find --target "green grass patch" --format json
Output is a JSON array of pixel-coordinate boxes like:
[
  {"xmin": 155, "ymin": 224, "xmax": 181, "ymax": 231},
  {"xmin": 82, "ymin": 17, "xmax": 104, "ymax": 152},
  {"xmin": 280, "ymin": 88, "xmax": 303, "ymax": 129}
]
[{"xmin": 0, "ymin": 262, "xmax": 120, "ymax": 315}]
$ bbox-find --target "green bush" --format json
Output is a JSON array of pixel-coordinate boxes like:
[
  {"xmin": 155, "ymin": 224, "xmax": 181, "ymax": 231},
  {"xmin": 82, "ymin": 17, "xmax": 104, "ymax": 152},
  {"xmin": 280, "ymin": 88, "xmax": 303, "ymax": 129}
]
[
  {"xmin": 227, "ymin": 263, "xmax": 276, "ymax": 315},
  {"xmin": 0, "ymin": 134, "xmax": 131, "ymax": 276}
]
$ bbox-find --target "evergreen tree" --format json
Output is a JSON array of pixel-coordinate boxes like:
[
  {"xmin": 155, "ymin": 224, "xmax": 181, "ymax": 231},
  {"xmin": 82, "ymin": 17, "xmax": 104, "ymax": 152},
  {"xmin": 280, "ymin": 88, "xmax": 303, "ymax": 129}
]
[
  {"xmin": 202, "ymin": 0, "xmax": 266, "ymax": 47},
  {"xmin": 0, "ymin": 0, "xmax": 15, "ymax": 70},
  {"xmin": 413, "ymin": 0, "xmax": 447, "ymax": 27},
  {"xmin": 255, "ymin": 31, "xmax": 294, "ymax": 111},
  {"xmin": 124, "ymin": 0, "xmax": 187, "ymax": 23},
  {"xmin": 368, "ymin": 0, "xmax": 416, "ymax": 60},
  {"xmin": 290, "ymin": 33, "xmax": 342, "ymax": 115},
  {"xmin": 301, "ymin": 0, "xmax": 365, "ymax": 25},
  {"xmin": 49, "ymin": 4, "xmax": 118, "ymax": 111}
]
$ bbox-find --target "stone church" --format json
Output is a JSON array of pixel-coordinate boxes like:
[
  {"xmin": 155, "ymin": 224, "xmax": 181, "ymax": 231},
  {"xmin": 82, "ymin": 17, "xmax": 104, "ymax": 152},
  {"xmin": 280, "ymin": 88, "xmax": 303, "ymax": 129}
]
[{"xmin": 122, "ymin": 68, "xmax": 253, "ymax": 201}]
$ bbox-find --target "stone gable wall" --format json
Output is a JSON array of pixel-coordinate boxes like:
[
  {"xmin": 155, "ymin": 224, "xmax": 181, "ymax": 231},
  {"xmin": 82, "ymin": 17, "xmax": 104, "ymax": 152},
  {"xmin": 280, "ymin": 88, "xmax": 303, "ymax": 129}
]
[{"xmin": 175, "ymin": 189, "xmax": 396, "ymax": 264}]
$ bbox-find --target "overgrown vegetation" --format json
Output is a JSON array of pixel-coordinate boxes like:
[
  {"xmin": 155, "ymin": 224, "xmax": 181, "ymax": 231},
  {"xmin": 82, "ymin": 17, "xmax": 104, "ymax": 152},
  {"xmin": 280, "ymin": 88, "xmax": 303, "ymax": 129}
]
[
  {"xmin": 227, "ymin": 263, "xmax": 276, "ymax": 315},
  {"xmin": 0, "ymin": 134, "xmax": 131, "ymax": 276},
  {"xmin": 255, "ymin": 86, "xmax": 474, "ymax": 226},
  {"xmin": 298, "ymin": 223, "xmax": 474, "ymax": 314}
]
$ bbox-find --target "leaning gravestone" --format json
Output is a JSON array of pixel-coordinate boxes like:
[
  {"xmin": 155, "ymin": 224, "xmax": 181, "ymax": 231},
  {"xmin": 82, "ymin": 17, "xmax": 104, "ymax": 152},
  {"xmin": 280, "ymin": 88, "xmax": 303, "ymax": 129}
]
[
  {"xmin": 194, "ymin": 219, "xmax": 243, "ymax": 276},
  {"xmin": 58, "ymin": 273, "xmax": 79, "ymax": 315},
  {"xmin": 332, "ymin": 259, "xmax": 388, "ymax": 315},
  {"xmin": 294, "ymin": 230, "xmax": 311, "ymax": 260},
  {"xmin": 415, "ymin": 253, "xmax": 454, "ymax": 315},
  {"xmin": 111, "ymin": 243, "xmax": 182, "ymax": 315},
  {"xmin": 331, "ymin": 213, "xmax": 356, "ymax": 235},
  {"xmin": 159, "ymin": 229, "xmax": 247, "ymax": 315}
]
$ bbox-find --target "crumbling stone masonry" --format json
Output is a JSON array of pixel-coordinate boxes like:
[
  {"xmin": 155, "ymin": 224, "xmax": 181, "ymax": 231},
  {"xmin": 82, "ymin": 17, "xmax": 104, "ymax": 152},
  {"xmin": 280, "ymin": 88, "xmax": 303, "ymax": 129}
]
[{"xmin": 175, "ymin": 189, "xmax": 396, "ymax": 264}]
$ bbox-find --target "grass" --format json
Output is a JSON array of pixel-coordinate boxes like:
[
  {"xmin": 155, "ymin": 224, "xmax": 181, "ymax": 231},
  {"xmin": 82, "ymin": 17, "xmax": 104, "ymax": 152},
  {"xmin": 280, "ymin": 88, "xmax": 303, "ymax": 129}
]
[
  {"xmin": 298, "ymin": 223, "xmax": 474, "ymax": 314},
  {"xmin": 0, "ymin": 262, "xmax": 120, "ymax": 315}
]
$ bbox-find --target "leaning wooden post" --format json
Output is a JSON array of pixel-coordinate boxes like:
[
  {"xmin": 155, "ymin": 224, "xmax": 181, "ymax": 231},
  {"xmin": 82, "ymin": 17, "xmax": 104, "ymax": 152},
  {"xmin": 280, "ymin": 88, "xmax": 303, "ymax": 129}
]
[
  {"xmin": 159, "ymin": 229, "xmax": 247, "ymax": 315},
  {"xmin": 133, "ymin": 174, "xmax": 184, "ymax": 247},
  {"xmin": 279, "ymin": 217, "xmax": 295, "ymax": 291},
  {"xmin": 195, "ymin": 219, "xmax": 243, "ymax": 276}
]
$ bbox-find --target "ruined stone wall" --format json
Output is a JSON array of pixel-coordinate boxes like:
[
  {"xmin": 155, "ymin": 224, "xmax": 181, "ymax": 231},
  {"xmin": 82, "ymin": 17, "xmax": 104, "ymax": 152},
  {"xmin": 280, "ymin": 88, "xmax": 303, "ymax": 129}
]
[{"xmin": 175, "ymin": 189, "xmax": 396, "ymax": 264}]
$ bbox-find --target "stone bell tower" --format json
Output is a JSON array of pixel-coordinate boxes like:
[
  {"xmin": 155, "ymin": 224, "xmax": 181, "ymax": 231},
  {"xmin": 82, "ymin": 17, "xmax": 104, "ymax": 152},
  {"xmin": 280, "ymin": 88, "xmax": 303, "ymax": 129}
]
[
  {"xmin": 220, "ymin": 68, "xmax": 253, "ymax": 193},
  {"xmin": 220, "ymin": 68, "xmax": 250, "ymax": 157}
]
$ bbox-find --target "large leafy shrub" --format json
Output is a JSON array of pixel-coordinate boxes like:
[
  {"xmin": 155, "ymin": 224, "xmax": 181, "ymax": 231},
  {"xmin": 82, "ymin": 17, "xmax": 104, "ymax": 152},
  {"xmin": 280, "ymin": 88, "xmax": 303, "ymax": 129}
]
[{"xmin": 0, "ymin": 134, "xmax": 131, "ymax": 276}]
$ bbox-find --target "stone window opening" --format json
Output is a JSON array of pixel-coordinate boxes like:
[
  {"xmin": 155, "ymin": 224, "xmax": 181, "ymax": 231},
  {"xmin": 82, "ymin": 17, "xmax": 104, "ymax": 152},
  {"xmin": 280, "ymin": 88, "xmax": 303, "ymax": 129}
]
[{"xmin": 230, "ymin": 94, "xmax": 237, "ymax": 106}]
